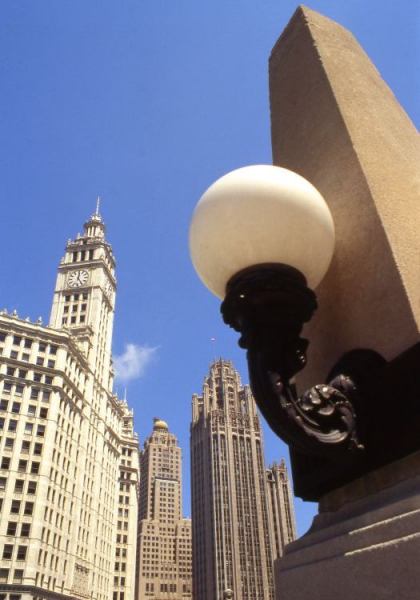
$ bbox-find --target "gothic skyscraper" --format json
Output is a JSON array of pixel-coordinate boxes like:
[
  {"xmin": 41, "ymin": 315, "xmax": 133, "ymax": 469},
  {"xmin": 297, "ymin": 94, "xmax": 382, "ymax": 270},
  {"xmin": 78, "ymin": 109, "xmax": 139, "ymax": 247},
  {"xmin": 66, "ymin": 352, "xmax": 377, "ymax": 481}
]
[
  {"xmin": 266, "ymin": 461, "xmax": 297, "ymax": 559},
  {"xmin": 0, "ymin": 208, "xmax": 139, "ymax": 600},
  {"xmin": 190, "ymin": 359, "xmax": 296, "ymax": 600}
]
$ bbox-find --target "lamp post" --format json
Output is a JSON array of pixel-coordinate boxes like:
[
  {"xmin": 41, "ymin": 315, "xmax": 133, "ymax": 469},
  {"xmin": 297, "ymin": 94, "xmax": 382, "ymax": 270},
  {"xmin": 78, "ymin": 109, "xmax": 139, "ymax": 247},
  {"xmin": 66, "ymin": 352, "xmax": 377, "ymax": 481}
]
[{"xmin": 189, "ymin": 164, "xmax": 420, "ymax": 500}]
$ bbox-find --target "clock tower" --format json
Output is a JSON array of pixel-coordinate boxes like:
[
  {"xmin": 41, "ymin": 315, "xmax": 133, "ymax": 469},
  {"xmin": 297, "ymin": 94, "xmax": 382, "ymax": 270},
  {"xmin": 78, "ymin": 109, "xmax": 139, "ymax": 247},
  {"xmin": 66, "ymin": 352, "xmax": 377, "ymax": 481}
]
[{"xmin": 49, "ymin": 201, "xmax": 116, "ymax": 390}]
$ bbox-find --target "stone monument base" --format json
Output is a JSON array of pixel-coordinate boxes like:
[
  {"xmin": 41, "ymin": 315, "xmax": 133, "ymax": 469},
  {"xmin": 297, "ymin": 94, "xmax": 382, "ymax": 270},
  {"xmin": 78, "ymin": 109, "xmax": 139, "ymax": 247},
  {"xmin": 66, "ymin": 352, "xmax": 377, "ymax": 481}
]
[{"xmin": 274, "ymin": 452, "xmax": 420, "ymax": 600}]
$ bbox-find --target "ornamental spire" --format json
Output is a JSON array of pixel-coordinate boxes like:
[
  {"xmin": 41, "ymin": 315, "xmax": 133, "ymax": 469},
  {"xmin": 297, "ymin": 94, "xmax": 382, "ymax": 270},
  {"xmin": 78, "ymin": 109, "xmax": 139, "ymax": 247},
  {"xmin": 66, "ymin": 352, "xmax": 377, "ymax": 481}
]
[
  {"xmin": 95, "ymin": 195, "xmax": 101, "ymax": 217},
  {"xmin": 83, "ymin": 196, "xmax": 105, "ymax": 238},
  {"xmin": 90, "ymin": 195, "xmax": 103, "ymax": 223}
]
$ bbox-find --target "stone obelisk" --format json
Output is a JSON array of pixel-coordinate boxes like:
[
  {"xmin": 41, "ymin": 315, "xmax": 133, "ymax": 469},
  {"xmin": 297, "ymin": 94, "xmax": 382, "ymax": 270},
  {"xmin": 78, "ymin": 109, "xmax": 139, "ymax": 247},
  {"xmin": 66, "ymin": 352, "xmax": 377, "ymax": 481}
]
[
  {"xmin": 270, "ymin": 5, "xmax": 419, "ymax": 393},
  {"xmin": 269, "ymin": 6, "xmax": 420, "ymax": 600}
]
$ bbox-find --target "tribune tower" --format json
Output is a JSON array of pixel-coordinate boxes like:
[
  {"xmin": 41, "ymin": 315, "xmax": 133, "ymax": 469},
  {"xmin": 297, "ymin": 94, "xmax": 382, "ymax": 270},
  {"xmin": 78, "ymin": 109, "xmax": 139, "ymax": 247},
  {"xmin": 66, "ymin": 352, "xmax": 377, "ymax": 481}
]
[{"xmin": 190, "ymin": 359, "xmax": 296, "ymax": 600}]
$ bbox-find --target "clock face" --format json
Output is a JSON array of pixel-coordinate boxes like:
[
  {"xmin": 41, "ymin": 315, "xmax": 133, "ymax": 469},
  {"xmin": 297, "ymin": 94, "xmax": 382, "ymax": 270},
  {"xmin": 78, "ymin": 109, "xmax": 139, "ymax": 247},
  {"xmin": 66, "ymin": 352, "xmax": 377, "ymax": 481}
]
[
  {"xmin": 68, "ymin": 270, "xmax": 89, "ymax": 288},
  {"xmin": 104, "ymin": 281, "xmax": 113, "ymax": 298}
]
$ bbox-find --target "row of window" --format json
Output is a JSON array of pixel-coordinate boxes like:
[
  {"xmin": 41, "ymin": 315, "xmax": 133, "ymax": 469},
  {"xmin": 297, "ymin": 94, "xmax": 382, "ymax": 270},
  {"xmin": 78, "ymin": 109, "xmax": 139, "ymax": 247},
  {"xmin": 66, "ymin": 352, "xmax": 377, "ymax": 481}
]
[
  {"xmin": 0, "ymin": 478, "xmax": 37, "ymax": 494},
  {"xmin": 1, "ymin": 349, "xmax": 56, "ymax": 366},
  {"xmin": 71, "ymin": 250, "xmax": 94, "ymax": 262},
  {"xmin": 0, "ymin": 568, "xmax": 23, "ymax": 583},
  {"xmin": 2, "ymin": 544, "xmax": 27, "ymax": 560},
  {"xmin": 1, "ymin": 438, "xmax": 43, "ymax": 455},
  {"xmin": 0, "ymin": 334, "xmax": 57, "ymax": 354},
  {"xmin": 0, "ymin": 403, "xmax": 49, "ymax": 417},
  {"xmin": 115, "ymin": 534, "xmax": 128, "ymax": 544},
  {"xmin": 64, "ymin": 293, "xmax": 88, "ymax": 301},
  {"xmin": 4, "ymin": 522, "xmax": 30, "ymax": 537},
  {"xmin": 5, "ymin": 367, "xmax": 54, "ymax": 385},
  {"xmin": 0, "ymin": 420, "xmax": 45, "ymax": 435},
  {"xmin": 1, "ymin": 385, "xmax": 51, "ymax": 401},
  {"xmin": 0, "ymin": 458, "xmax": 40, "ymax": 473},
  {"xmin": 62, "ymin": 315, "xmax": 86, "ymax": 325},
  {"xmin": 4, "ymin": 368, "xmax": 26, "ymax": 379},
  {"xmin": 2, "ymin": 501, "xmax": 34, "ymax": 517},
  {"xmin": 64, "ymin": 303, "xmax": 87, "ymax": 314}
]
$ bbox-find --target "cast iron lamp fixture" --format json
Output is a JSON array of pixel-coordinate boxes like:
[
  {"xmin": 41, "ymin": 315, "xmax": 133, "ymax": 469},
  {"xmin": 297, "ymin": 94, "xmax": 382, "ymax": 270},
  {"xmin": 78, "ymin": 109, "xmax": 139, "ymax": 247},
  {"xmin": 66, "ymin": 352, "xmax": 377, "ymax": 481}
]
[{"xmin": 189, "ymin": 165, "xmax": 420, "ymax": 500}]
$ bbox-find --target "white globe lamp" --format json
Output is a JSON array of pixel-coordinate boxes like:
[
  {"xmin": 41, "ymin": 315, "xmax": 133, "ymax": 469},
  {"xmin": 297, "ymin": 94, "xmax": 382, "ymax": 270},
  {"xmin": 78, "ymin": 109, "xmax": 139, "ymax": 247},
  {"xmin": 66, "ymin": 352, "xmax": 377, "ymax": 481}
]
[{"xmin": 189, "ymin": 164, "xmax": 335, "ymax": 299}]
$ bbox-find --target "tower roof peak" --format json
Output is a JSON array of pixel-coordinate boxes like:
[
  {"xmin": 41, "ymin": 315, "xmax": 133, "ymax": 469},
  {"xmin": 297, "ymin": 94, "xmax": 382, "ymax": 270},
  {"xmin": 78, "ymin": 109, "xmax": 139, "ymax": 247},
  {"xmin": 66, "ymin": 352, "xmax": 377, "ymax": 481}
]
[
  {"xmin": 153, "ymin": 417, "xmax": 169, "ymax": 431},
  {"xmin": 89, "ymin": 195, "xmax": 103, "ymax": 223},
  {"xmin": 83, "ymin": 196, "xmax": 105, "ymax": 238}
]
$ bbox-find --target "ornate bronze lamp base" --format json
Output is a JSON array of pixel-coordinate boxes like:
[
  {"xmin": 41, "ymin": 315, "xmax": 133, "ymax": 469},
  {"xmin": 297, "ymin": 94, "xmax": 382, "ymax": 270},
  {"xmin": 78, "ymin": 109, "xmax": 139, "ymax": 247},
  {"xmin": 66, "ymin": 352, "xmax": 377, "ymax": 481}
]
[{"xmin": 221, "ymin": 264, "xmax": 420, "ymax": 500}]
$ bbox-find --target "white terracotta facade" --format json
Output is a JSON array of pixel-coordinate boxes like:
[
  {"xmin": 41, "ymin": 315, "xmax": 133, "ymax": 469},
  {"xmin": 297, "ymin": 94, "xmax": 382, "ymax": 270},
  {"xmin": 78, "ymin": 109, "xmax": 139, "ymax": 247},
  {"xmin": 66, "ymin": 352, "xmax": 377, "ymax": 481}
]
[{"xmin": 0, "ymin": 210, "xmax": 139, "ymax": 600}]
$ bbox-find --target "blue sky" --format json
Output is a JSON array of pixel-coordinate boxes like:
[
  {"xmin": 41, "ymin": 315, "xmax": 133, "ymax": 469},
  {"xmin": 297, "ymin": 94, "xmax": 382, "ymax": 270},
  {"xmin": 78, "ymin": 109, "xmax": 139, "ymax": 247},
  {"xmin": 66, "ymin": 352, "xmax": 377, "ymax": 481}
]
[{"xmin": 0, "ymin": 1, "xmax": 418, "ymax": 536}]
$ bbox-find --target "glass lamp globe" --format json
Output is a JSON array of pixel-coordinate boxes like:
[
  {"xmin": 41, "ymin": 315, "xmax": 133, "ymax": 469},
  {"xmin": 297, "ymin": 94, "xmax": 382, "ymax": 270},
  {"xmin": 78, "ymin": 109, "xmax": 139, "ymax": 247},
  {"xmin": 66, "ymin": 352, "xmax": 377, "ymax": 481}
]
[{"xmin": 189, "ymin": 165, "xmax": 335, "ymax": 299}]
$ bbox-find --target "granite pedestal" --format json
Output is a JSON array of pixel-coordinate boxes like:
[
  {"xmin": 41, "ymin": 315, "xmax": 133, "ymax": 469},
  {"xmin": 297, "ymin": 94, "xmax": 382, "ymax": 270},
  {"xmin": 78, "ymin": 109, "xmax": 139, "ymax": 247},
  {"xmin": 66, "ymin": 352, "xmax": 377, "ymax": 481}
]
[{"xmin": 275, "ymin": 453, "xmax": 420, "ymax": 600}]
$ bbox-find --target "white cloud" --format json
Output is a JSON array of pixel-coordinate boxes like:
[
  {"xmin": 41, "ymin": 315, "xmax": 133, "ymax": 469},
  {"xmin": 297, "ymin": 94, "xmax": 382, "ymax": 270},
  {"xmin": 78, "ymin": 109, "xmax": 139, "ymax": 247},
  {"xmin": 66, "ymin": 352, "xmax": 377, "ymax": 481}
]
[{"xmin": 113, "ymin": 343, "xmax": 157, "ymax": 383}]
